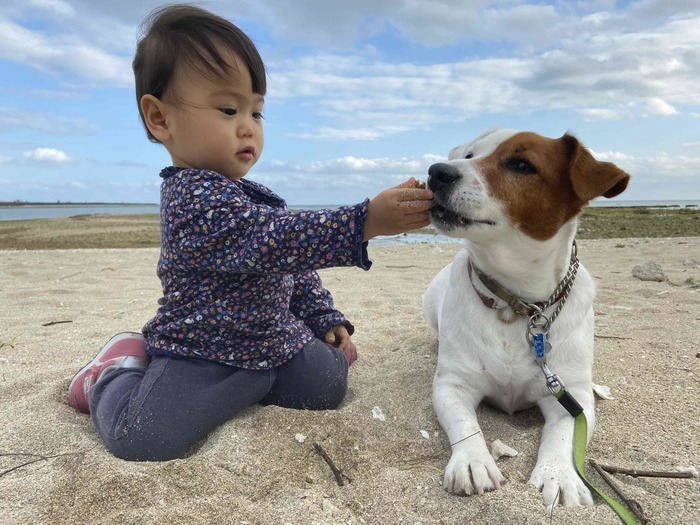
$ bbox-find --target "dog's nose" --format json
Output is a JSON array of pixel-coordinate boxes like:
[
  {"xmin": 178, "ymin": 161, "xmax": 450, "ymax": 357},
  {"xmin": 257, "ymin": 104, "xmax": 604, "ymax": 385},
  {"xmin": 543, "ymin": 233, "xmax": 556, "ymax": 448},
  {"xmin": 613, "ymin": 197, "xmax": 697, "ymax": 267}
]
[{"xmin": 428, "ymin": 163, "xmax": 461, "ymax": 191}]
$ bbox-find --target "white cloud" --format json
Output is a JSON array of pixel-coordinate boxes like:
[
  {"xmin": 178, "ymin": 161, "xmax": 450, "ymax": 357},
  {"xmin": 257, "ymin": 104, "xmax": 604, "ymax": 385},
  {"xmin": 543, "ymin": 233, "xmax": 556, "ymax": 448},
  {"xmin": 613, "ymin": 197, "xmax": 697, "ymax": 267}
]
[
  {"xmin": 0, "ymin": 19, "xmax": 132, "ymax": 87},
  {"xmin": 646, "ymin": 97, "xmax": 677, "ymax": 116},
  {"xmin": 594, "ymin": 150, "xmax": 700, "ymax": 179},
  {"xmin": 0, "ymin": 155, "xmax": 11, "ymax": 163},
  {"xmin": 289, "ymin": 125, "xmax": 414, "ymax": 141},
  {"xmin": 191, "ymin": 0, "xmax": 700, "ymax": 52},
  {"xmin": 265, "ymin": 12, "xmax": 700, "ymax": 141},
  {"xmin": 256, "ymin": 152, "xmax": 442, "ymax": 196},
  {"xmin": 262, "ymin": 153, "xmax": 443, "ymax": 174},
  {"xmin": 1, "ymin": 1, "xmax": 699, "ymax": 135},
  {"xmin": 578, "ymin": 108, "xmax": 623, "ymax": 121},
  {"xmin": 23, "ymin": 147, "xmax": 73, "ymax": 163}
]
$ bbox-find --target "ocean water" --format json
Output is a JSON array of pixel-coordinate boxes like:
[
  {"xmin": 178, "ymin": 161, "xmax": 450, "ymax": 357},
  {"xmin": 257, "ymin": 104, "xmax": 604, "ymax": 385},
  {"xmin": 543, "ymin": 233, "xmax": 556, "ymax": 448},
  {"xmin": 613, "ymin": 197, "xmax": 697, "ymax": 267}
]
[{"xmin": 0, "ymin": 204, "xmax": 160, "ymax": 221}]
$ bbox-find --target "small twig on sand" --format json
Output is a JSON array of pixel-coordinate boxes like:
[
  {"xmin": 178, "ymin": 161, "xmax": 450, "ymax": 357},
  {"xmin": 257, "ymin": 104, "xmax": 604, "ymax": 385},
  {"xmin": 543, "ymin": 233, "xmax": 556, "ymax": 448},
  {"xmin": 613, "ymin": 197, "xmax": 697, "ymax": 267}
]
[
  {"xmin": 313, "ymin": 442, "xmax": 345, "ymax": 487},
  {"xmin": 41, "ymin": 320, "xmax": 73, "ymax": 326},
  {"xmin": 590, "ymin": 460, "xmax": 651, "ymax": 524},
  {"xmin": 598, "ymin": 463, "xmax": 697, "ymax": 479},
  {"xmin": 0, "ymin": 452, "xmax": 82, "ymax": 477},
  {"xmin": 594, "ymin": 334, "xmax": 634, "ymax": 340},
  {"xmin": 58, "ymin": 272, "xmax": 82, "ymax": 280},
  {"xmin": 400, "ymin": 452, "xmax": 443, "ymax": 473}
]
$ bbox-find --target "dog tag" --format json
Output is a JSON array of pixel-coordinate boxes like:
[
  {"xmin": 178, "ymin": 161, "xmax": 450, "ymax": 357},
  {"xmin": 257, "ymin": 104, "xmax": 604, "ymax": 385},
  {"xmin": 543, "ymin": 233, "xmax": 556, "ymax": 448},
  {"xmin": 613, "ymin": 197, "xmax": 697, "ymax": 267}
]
[
  {"xmin": 532, "ymin": 333, "xmax": 552, "ymax": 358},
  {"xmin": 555, "ymin": 390, "xmax": 584, "ymax": 418}
]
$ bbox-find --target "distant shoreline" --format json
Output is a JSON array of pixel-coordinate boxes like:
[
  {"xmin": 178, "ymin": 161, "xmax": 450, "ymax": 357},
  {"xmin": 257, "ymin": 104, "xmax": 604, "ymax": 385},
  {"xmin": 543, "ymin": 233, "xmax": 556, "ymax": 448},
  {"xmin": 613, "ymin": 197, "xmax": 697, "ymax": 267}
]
[{"xmin": 0, "ymin": 202, "xmax": 158, "ymax": 207}]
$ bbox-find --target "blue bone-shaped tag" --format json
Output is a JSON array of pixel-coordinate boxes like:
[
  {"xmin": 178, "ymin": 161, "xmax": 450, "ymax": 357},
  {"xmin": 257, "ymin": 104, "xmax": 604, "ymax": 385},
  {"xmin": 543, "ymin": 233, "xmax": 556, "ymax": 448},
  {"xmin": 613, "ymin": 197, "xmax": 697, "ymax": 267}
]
[{"xmin": 533, "ymin": 333, "xmax": 546, "ymax": 358}]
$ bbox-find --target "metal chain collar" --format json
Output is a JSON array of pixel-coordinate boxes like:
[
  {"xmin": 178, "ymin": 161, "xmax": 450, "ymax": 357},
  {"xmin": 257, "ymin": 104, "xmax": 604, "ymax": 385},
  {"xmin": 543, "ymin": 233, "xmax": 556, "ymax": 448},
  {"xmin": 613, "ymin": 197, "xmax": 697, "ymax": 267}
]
[
  {"xmin": 526, "ymin": 241, "xmax": 579, "ymax": 343},
  {"xmin": 468, "ymin": 240, "xmax": 580, "ymax": 330}
]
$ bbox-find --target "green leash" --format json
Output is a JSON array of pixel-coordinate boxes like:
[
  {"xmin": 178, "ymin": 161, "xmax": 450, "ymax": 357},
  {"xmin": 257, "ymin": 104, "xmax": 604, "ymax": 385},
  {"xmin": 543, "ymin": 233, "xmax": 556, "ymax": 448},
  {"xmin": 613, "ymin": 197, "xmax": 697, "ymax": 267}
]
[
  {"xmin": 561, "ymin": 391, "xmax": 640, "ymax": 525},
  {"xmin": 531, "ymin": 334, "xmax": 640, "ymax": 523}
]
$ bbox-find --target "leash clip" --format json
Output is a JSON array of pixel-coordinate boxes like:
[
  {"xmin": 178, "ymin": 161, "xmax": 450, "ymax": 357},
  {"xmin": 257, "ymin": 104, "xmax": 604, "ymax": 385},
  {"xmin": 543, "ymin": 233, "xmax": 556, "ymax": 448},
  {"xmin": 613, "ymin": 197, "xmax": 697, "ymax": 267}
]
[{"xmin": 539, "ymin": 362, "xmax": 564, "ymax": 394}]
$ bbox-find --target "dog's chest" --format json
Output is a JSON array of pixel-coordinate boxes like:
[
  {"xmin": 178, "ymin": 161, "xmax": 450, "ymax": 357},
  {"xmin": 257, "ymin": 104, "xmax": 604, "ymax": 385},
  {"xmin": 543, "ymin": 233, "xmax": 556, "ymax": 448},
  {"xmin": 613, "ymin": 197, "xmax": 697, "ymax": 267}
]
[{"xmin": 472, "ymin": 325, "xmax": 546, "ymax": 411}]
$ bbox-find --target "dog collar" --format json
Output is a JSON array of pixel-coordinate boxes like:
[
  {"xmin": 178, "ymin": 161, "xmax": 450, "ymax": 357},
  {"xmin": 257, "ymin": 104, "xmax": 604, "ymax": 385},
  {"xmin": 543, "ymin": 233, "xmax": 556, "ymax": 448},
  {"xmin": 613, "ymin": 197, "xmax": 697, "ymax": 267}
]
[{"xmin": 467, "ymin": 240, "xmax": 579, "ymax": 323}]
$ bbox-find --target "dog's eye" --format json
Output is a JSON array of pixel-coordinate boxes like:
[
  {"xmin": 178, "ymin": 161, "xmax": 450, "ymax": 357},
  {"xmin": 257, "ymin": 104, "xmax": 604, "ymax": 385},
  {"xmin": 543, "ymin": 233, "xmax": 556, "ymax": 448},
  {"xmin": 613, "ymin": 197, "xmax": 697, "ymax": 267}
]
[
  {"xmin": 506, "ymin": 157, "xmax": 537, "ymax": 175},
  {"xmin": 465, "ymin": 152, "xmax": 473, "ymax": 159}
]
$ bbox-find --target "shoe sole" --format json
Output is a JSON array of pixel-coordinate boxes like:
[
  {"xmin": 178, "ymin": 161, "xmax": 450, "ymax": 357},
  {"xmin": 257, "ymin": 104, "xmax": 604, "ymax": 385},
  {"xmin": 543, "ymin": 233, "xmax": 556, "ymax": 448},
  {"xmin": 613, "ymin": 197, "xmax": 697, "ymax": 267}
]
[{"xmin": 68, "ymin": 331, "xmax": 146, "ymax": 413}]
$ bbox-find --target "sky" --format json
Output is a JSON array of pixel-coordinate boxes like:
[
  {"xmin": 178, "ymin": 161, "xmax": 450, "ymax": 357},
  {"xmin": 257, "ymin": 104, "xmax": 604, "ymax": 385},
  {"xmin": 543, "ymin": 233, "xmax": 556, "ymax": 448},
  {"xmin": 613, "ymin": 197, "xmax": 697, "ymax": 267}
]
[{"xmin": 1, "ymin": 0, "xmax": 699, "ymax": 206}]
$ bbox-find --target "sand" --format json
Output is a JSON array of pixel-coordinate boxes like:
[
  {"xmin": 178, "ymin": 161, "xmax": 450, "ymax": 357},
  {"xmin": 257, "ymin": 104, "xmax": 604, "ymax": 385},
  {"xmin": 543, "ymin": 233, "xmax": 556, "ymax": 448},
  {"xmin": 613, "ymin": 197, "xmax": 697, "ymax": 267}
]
[{"xmin": 1, "ymin": 238, "xmax": 698, "ymax": 524}]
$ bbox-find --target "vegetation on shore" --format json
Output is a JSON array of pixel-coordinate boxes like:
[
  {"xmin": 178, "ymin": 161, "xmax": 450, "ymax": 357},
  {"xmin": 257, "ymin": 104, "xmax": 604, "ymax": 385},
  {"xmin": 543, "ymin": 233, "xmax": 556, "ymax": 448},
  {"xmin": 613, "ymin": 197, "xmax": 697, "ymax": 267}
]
[{"xmin": 0, "ymin": 206, "xmax": 698, "ymax": 250}]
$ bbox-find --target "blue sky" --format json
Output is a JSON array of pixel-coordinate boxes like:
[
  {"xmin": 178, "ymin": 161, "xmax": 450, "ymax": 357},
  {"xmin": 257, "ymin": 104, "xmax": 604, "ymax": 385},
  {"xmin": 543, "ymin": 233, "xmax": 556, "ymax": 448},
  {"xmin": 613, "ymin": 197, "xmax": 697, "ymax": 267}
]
[{"xmin": 1, "ymin": 0, "xmax": 699, "ymax": 205}]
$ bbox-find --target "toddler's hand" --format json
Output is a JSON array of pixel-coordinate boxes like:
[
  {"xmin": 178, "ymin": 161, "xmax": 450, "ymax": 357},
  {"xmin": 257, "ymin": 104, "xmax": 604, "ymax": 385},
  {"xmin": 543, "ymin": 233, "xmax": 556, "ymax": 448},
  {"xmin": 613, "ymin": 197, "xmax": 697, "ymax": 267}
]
[
  {"xmin": 325, "ymin": 325, "xmax": 357, "ymax": 365},
  {"xmin": 364, "ymin": 177, "xmax": 434, "ymax": 241}
]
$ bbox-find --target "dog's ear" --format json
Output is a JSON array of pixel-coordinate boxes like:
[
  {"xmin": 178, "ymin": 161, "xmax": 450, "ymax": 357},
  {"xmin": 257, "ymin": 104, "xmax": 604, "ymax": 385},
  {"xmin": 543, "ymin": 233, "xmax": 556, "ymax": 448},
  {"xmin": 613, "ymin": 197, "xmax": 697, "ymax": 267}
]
[{"xmin": 561, "ymin": 133, "xmax": 631, "ymax": 202}]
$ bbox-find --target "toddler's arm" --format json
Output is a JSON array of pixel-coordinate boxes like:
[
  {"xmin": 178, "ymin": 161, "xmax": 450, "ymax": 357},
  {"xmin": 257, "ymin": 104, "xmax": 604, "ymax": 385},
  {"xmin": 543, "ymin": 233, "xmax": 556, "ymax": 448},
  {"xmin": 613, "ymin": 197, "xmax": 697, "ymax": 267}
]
[
  {"xmin": 289, "ymin": 270, "xmax": 351, "ymax": 338},
  {"xmin": 290, "ymin": 271, "xmax": 358, "ymax": 364},
  {"xmin": 165, "ymin": 171, "xmax": 371, "ymax": 274}
]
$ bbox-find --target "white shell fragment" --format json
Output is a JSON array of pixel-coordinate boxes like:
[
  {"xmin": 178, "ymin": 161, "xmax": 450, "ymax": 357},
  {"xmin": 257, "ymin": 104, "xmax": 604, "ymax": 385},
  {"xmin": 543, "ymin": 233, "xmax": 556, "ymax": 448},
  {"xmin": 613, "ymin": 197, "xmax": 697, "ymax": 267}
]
[
  {"xmin": 322, "ymin": 499, "xmax": 340, "ymax": 515},
  {"xmin": 371, "ymin": 406, "xmax": 386, "ymax": 421},
  {"xmin": 420, "ymin": 430, "xmax": 430, "ymax": 440},
  {"xmin": 490, "ymin": 439, "xmax": 519, "ymax": 460},
  {"xmin": 676, "ymin": 466, "xmax": 698, "ymax": 477},
  {"xmin": 592, "ymin": 383, "xmax": 614, "ymax": 400},
  {"xmin": 294, "ymin": 433, "xmax": 306, "ymax": 443}
]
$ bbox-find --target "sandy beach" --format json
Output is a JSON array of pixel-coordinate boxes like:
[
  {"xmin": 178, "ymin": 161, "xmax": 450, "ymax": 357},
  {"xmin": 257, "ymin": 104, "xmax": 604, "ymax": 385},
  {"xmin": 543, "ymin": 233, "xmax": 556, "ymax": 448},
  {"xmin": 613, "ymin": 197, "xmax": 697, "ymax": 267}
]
[{"xmin": 1, "ymin": 238, "xmax": 698, "ymax": 524}]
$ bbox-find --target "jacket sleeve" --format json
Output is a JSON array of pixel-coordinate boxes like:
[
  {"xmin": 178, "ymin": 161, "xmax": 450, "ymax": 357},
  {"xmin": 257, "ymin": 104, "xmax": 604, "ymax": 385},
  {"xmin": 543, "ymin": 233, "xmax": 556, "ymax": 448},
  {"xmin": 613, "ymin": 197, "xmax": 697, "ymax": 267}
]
[
  {"xmin": 289, "ymin": 270, "xmax": 355, "ymax": 339},
  {"xmin": 163, "ymin": 171, "xmax": 372, "ymax": 275}
]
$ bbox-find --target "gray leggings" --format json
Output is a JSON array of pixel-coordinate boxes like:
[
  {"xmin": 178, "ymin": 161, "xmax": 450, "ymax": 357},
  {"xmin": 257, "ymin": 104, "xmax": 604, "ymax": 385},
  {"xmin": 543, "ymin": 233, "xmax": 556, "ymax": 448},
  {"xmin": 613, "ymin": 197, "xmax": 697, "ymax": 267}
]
[{"xmin": 88, "ymin": 338, "xmax": 348, "ymax": 461}]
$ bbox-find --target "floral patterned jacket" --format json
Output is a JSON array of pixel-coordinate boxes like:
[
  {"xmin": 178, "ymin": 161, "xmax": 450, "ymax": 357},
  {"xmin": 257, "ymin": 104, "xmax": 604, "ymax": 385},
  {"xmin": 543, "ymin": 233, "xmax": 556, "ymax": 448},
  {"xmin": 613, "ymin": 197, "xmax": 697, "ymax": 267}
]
[{"xmin": 143, "ymin": 167, "xmax": 371, "ymax": 369}]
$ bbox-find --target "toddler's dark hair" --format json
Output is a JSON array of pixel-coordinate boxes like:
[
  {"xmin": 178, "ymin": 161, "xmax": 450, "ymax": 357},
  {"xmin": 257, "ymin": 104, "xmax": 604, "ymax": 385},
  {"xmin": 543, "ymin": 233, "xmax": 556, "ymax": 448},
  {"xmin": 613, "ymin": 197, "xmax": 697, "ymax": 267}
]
[{"xmin": 133, "ymin": 4, "xmax": 267, "ymax": 143}]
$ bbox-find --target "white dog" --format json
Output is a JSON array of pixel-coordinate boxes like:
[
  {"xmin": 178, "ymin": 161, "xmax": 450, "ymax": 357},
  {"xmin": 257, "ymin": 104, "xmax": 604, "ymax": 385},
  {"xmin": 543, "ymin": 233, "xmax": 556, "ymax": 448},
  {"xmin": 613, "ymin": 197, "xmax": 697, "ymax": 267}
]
[{"xmin": 422, "ymin": 129, "xmax": 630, "ymax": 506}]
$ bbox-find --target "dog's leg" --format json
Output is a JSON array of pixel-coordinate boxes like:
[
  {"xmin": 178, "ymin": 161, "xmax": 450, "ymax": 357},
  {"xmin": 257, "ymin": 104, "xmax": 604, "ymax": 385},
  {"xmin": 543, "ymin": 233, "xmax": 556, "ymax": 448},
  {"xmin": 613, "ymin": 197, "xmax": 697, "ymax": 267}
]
[
  {"xmin": 529, "ymin": 387, "xmax": 596, "ymax": 506},
  {"xmin": 433, "ymin": 371, "xmax": 506, "ymax": 495}
]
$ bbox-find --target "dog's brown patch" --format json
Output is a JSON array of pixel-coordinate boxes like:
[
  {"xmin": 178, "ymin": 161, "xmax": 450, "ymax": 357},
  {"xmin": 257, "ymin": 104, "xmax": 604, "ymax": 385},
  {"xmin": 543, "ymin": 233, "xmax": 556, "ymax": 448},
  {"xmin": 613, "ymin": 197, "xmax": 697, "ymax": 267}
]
[{"xmin": 476, "ymin": 132, "xmax": 630, "ymax": 240}]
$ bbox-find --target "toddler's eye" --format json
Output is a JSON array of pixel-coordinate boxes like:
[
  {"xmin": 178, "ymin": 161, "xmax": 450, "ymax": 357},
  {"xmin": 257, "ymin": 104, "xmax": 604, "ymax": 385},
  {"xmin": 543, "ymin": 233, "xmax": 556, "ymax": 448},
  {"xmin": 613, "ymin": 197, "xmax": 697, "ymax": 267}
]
[
  {"xmin": 253, "ymin": 112, "xmax": 264, "ymax": 120},
  {"xmin": 220, "ymin": 108, "xmax": 237, "ymax": 116}
]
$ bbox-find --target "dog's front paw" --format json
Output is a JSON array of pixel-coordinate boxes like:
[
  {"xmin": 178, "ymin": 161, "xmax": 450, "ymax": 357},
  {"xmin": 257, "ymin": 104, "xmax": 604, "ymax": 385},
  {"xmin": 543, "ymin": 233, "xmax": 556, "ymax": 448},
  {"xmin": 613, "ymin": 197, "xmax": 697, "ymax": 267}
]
[
  {"xmin": 443, "ymin": 448, "xmax": 506, "ymax": 496},
  {"xmin": 529, "ymin": 463, "xmax": 593, "ymax": 507}
]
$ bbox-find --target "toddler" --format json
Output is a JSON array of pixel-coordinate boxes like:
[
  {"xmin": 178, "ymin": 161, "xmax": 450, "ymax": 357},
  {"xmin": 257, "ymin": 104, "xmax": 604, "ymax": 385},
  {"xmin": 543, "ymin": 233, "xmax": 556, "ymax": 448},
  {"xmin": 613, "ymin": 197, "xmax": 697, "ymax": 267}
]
[{"xmin": 67, "ymin": 4, "xmax": 433, "ymax": 461}]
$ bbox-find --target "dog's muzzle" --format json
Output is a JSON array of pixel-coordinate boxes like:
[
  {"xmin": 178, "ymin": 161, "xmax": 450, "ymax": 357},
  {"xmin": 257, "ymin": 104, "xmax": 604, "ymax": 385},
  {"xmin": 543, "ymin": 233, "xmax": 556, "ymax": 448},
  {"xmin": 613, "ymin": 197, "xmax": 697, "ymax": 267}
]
[
  {"xmin": 427, "ymin": 162, "xmax": 495, "ymax": 229},
  {"xmin": 428, "ymin": 162, "xmax": 461, "ymax": 192}
]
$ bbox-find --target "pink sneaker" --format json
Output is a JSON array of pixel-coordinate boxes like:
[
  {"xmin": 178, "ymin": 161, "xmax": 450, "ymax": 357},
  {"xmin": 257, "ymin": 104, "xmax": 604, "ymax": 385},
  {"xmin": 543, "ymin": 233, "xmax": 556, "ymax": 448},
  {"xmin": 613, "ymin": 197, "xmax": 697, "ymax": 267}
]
[{"xmin": 68, "ymin": 332, "xmax": 149, "ymax": 414}]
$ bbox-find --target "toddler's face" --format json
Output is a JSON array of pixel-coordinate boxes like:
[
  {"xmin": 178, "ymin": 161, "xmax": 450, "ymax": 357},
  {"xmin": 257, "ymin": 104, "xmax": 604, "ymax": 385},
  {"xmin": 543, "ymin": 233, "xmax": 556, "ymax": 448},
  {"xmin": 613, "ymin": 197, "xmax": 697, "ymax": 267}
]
[{"xmin": 163, "ymin": 49, "xmax": 264, "ymax": 181}]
